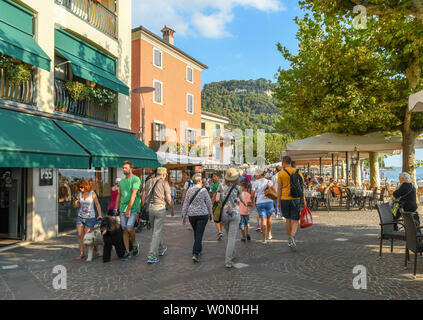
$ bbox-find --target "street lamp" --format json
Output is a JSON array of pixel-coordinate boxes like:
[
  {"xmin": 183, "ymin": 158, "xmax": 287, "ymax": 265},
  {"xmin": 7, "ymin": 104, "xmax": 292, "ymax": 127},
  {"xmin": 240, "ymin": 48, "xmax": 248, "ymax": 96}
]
[
  {"xmin": 132, "ymin": 86, "xmax": 155, "ymax": 188},
  {"xmin": 132, "ymin": 86, "xmax": 155, "ymax": 143}
]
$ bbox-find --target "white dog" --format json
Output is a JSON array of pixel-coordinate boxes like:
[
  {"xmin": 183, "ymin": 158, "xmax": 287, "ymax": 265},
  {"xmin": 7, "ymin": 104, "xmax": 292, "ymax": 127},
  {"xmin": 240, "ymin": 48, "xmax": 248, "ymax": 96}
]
[{"xmin": 83, "ymin": 224, "xmax": 103, "ymax": 262}]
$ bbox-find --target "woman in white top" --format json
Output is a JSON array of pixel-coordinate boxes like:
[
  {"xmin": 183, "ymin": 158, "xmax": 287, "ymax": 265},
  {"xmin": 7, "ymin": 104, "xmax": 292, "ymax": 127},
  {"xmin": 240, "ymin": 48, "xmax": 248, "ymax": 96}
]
[
  {"xmin": 251, "ymin": 168, "xmax": 275, "ymax": 244},
  {"xmin": 72, "ymin": 179, "xmax": 103, "ymax": 259}
]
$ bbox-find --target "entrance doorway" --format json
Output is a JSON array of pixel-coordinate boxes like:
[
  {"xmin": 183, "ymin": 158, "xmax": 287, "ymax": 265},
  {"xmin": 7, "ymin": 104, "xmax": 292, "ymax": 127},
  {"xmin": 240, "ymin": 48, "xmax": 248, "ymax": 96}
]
[{"xmin": 0, "ymin": 168, "xmax": 25, "ymax": 245}]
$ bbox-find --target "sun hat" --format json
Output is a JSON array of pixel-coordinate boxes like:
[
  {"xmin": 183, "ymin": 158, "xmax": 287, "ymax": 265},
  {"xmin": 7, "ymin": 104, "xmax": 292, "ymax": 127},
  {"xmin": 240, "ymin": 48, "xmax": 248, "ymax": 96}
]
[
  {"xmin": 254, "ymin": 168, "xmax": 264, "ymax": 176},
  {"xmin": 225, "ymin": 168, "xmax": 240, "ymax": 182},
  {"xmin": 157, "ymin": 167, "xmax": 168, "ymax": 175},
  {"xmin": 115, "ymin": 178, "xmax": 121, "ymax": 184}
]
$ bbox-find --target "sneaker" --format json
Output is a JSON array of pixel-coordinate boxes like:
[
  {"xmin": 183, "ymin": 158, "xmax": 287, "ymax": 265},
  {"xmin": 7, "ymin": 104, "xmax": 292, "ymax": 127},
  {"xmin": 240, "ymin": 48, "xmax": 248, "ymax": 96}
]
[
  {"xmin": 192, "ymin": 254, "xmax": 199, "ymax": 263},
  {"xmin": 262, "ymin": 240, "xmax": 268, "ymax": 245},
  {"xmin": 241, "ymin": 238, "xmax": 246, "ymax": 242},
  {"xmin": 217, "ymin": 232, "xmax": 224, "ymax": 241},
  {"xmin": 255, "ymin": 226, "xmax": 261, "ymax": 232},
  {"xmin": 159, "ymin": 245, "xmax": 167, "ymax": 257},
  {"xmin": 247, "ymin": 234, "xmax": 251, "ymax": 241},
  {"xmin": 132, "ymin": 243, "xmax": 140, "ymax": 257},
  {"xmin": 267, "ymin": 235, "xmax": 273, "ymax": 240},
  {"xmin": 290, "ymin": 237, "xmax": 297, "ymax": 252},
  {"xmin": 225, "ymin": 263, "xmax": 232, "ymax": 268},
  {"xmin": 287, "ymin": 237, "xmax": 293, "ymax": 247},
  {"xmin": 147, "ymin": 256, "xmax": 159, "ymax": 264},
  {"xmin": 120, "ymin": 251, "xmax": 130, "ymax": 261}
]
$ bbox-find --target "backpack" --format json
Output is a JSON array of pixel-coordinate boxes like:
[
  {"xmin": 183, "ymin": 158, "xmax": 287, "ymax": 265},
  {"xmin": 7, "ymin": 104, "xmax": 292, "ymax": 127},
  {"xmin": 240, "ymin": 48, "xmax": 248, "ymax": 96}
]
[{"xmin": 283, "ymin": 168, "xmax": 304, "ymax": 199}]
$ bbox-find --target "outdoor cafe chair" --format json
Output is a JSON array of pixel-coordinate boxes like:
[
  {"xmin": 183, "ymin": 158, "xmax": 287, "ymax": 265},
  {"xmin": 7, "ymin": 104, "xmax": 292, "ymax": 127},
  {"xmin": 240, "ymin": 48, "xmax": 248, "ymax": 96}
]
[
  {"xmin": 376, "ymin": 203, "xmax": 405, "ymax": 257},
  {"xmin": 345, "ymin": 188, "xmax": 359, "ymax": 210},
  {"xmin": 402, "ymin": 210, "xmax": 423, "ymax": 278},
  {"xmin": 367, "ymin": 188, "xmax": 378, "ymax": 210}
]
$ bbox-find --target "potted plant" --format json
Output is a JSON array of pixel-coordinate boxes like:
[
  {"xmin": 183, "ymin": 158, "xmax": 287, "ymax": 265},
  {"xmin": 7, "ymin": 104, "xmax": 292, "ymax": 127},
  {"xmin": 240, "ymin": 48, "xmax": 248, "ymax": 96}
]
[
  {"xmin": 65, "ymin": 81, "xmax": 90, "ymax": 101},
  {"xmin": 6, "ymin": 63, "xmax": 31, "ymax": 86}
]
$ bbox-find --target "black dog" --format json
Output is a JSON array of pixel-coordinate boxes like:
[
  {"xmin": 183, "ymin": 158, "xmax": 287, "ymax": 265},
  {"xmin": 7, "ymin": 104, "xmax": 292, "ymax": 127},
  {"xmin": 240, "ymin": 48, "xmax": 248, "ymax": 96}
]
[{"xmin": 100, "ymin": 216, "xmax": 125, "ymax": 262}]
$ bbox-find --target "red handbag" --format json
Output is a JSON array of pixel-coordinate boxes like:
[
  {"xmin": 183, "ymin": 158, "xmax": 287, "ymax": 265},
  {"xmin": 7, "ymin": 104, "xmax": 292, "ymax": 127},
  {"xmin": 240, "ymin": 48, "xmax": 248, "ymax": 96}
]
[{"xmin": 300, "ymin": 206, "xmax": 313, "ymax": 229}]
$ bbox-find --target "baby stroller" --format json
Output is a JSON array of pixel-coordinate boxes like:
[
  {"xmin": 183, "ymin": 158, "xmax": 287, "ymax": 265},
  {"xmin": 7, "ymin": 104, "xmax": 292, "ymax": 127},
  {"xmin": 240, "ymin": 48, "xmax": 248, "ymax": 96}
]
[{"xmin": 136, "ymin": 205, "xmax": 151, "ymax": 233}]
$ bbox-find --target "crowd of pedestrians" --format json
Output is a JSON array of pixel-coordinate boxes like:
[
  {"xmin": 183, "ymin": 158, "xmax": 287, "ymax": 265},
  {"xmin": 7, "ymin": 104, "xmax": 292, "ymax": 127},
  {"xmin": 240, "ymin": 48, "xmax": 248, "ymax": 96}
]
[{"xmin": 72, "ymin": 156, "xmax": 306, "ymax": 268}]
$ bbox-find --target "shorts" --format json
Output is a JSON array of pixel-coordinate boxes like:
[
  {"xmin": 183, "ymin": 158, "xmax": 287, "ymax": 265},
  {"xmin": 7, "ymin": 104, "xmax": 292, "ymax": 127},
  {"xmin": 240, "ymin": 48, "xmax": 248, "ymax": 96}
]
[
  {"xmin": 239, "ymin": 215, "xmax": 250, "ymax": 229},
  {"xmin": 76, "ymin": 216, "xmax": 96, "ymax": 229},
  {"xmin": 120, "ymin": 212, "xmax": 138, "ymax": 230},
  {"xmin": 281, "ymin": 199, "xmax": 301, "ymax": 221},
  {"xmin": 171, "ymin": 195, "xmax": 175, "ymax": 201},
  {"xmin": 256, "ymin": 202, "xmax": 274, "ymax": 218}
]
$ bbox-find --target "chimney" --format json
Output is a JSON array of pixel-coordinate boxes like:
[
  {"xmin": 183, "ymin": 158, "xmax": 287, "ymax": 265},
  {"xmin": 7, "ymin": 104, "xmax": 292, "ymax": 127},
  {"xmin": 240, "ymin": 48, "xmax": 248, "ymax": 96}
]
[{"xmin": 161, "ymin": 26, "xmax": 175, "ymax": 45}]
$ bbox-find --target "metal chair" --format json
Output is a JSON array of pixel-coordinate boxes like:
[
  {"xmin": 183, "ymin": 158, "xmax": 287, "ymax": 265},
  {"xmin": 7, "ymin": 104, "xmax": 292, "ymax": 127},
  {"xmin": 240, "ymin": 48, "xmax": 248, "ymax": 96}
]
[
  {"xmin": 368, "ymin": 188, "xmax": 378, "ymax": 210},
  {"xmin": 402, "ymin": 211, "xmax": 423, "ymax": 278},
  {"xmin": 376, "ymin": 203, "xmax": 405, "ymax": 257}
]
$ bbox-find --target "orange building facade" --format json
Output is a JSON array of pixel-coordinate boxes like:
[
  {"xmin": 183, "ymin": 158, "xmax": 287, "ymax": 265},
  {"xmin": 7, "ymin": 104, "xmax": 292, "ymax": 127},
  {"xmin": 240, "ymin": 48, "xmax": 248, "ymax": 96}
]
[{"xmin": 131, "ymin": 26, "xmax": 208, "ymax": 154}]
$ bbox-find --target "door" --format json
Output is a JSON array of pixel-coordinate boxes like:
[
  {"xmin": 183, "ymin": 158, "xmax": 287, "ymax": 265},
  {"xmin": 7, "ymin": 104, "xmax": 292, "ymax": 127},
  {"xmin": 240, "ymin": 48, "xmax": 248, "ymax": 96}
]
[{"xmin": 0, "ymin": 168, "xmax": 24, "ymax": 240}]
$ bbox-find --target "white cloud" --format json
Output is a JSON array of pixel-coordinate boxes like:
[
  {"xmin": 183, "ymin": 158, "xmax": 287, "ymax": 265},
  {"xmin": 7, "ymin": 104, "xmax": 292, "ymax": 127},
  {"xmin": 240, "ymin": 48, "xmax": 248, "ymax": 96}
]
[{"xmin": 132, "ymin": 0, "xmax": 285, "ymax": 39}]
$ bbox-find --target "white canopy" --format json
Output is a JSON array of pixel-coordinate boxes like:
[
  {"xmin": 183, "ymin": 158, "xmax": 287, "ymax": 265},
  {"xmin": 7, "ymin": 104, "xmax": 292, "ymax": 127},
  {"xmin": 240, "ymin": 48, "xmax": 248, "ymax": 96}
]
[{"xmin": 409, "ymin": 90, "xmax": 423, "ymax": 112}]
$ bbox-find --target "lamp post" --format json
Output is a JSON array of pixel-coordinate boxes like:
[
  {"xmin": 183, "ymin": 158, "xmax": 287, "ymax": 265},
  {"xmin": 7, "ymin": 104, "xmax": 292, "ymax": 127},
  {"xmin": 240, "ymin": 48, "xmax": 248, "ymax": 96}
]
[{"xmin": 132, "ymin": 86, "xmax": 155, "ymax": 189}]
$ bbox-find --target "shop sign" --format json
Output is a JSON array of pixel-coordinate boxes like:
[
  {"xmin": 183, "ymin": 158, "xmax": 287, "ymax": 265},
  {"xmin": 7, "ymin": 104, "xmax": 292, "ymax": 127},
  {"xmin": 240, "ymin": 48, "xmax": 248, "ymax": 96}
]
[{"xmin": 40, "ymin": 168, "xmax": 53, "ymax": 186}]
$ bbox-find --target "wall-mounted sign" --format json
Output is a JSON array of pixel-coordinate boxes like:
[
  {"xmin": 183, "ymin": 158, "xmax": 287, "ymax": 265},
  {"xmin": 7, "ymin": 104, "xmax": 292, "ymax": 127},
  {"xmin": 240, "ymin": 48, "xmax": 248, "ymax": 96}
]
[{"xmin": 39, "ymin": 168, "xmax": 53, "ymax": 186}]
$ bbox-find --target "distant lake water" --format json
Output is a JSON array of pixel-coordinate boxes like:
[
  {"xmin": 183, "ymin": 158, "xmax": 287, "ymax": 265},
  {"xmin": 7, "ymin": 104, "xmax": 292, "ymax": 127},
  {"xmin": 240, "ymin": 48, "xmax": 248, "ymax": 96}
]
[{"xmin": 381, "ymin": 167, "xmax": 423, "ymax": 182}]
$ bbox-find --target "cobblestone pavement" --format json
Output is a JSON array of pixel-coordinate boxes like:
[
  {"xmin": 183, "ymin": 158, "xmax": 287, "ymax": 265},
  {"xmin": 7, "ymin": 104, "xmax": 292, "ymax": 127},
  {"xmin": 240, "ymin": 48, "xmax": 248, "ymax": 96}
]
[{"xmin": 1, "ymin": 205, "xmax": 423, "ymax": 300}]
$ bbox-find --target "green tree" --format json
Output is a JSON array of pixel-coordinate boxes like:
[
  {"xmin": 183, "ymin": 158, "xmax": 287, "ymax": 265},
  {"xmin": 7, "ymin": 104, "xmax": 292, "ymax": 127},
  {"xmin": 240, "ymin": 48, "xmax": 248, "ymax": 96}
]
[{"xmin": 275, "ymin": 2, "xmax": 423, "ymax": 183}]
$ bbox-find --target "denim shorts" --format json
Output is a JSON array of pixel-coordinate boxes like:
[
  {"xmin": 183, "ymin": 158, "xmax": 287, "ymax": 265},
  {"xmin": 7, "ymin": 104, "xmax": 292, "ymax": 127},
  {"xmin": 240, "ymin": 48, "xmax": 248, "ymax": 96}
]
[
  {"xmin": 256, "ymin": 201, "xmax": 274, "ymax": 218},
  {"xmin": 76, "ymin": 216, "xmax": 96, "ymax": 229},
  {"xmin": 281, "ymin": 199, "xmax": 301, "ymax": 221},
  {"xmin": 239, "ymin": 215, "xmax": 250, "ymax": 229},
  {"xmin": 120, "ymin": 212, "xmax": 138, "ymax": 230}
]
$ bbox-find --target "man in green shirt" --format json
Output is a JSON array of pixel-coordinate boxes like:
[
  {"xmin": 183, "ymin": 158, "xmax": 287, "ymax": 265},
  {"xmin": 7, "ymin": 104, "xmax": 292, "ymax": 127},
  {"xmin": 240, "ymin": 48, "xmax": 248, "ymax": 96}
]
[{"xmin": 115, "ymin": 160, "xmax": 141, "ymax": 259}]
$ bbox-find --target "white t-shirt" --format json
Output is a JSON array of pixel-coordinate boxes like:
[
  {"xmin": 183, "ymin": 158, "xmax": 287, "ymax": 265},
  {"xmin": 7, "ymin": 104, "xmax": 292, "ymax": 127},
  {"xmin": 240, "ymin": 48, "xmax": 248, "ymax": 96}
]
[
  {"xmin": 252, "ymin": 178, "xmax": 273, "ymax": 205},
  {"xmin": 271, "ymin": 173, "xmax": 279, "ymax": 189}
]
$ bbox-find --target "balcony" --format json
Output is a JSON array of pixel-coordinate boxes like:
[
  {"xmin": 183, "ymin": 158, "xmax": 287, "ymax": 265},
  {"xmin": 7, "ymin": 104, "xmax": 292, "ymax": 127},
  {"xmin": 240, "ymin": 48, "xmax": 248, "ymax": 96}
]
[
  {"xmin": 54, "ymin": 79, "xmax": 117, "ymax": 124},
  {"xmin": 55, "ymin": 0, "xmax": 118, "ymax": 39},
  {"xmin": 0, "ymin": 67, "xmax": 36, "ymax": 106}
]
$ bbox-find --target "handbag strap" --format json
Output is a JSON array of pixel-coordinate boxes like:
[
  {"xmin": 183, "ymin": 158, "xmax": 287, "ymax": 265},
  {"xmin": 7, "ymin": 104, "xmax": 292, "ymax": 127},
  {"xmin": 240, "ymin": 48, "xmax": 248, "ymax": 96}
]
[
  {"xmin": 148, "ymin": 179, "xmax": 161, "ymax": 205},
  {"xmin": 189, "ymin": 187, "xmax": 204, "ymax": 207},
  {"xmin": 221, "ymin": 184, "xmax": 237, "ymax": 214}
]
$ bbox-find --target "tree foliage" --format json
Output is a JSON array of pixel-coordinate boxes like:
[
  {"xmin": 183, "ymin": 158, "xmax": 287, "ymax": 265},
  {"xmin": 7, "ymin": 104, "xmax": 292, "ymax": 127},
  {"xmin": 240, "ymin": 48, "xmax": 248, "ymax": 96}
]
[{"xmin": 274, "ymin": 13, "xmax": 406, "ymax": 138}]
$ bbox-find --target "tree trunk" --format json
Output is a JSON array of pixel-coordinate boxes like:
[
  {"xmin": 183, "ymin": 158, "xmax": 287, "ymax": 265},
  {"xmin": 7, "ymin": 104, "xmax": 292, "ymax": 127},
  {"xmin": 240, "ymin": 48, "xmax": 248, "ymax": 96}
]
[
  {"xmin": 404, "ymin": 55, "xmax": 420, "ymax": 187},
  {"xmin": 369, "ymin": 152, "xmax": 380, "ymax": 188},
  {"xmin": 353, "ymin": 163, "xmax": 362, "ymax": 187}
]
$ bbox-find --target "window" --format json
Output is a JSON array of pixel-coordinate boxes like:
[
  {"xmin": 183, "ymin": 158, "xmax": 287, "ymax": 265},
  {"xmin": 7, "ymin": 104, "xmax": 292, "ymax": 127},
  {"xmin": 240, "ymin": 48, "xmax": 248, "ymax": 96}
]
[
  {"xmin": 215, "ymin": 145, "xmax": 221, "ymax": 161},
  {"xmin": 185, "ymin": 129, "xmax": 196, "ymax": 145},
  {"xmin": 186, "ymin": 66, "xmax": 193, "ymax": 83},
  {"xmin": 153, "ymin": 48, "xmax": 162, "ymax": 68},
  {"xmin": 187, "ymin": 94, "xmax": 194, "ymax": 114},
  {"xmin": 201, "ymin": 122, "xmax": 206, "ymax": 136},
  {"xmin": 215, "ymin": 124, "xmax": 221, "ymax": 137},
  {"xmin": 153, "ymin": 122, "xmax": 166, "ymax": 142},
  {"xmin": 153, "ymin": 80, "xmax": 163, "ymax": 104}
]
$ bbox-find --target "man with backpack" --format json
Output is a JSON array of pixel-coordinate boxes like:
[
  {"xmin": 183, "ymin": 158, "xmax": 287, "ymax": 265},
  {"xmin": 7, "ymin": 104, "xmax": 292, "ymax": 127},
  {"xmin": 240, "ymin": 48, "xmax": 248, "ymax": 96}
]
[
  {"xmin": 181, "ymin": 171, "xmax": 194, "ymax": 205},
  {"xmin": 277, "ymin": 156, "xmax": 306, "ymax": 252}
]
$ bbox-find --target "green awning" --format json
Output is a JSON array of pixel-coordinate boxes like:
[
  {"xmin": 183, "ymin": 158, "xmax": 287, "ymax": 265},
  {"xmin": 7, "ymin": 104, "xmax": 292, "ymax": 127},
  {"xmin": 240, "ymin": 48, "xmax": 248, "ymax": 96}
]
[
  {"xmin": 0, "ymin": 0, "xmax": 50, "ymax": 71},
  {"xmin": 55, "ymin": 120, "xmax": 161, "ymax": 168},
  {"xmin": 55, "ymin": 29, "xmax": 129, "ymax": 95},
  {"xmin": 0, "ymin": 109, "xmax": 90, "ymax": 168}
]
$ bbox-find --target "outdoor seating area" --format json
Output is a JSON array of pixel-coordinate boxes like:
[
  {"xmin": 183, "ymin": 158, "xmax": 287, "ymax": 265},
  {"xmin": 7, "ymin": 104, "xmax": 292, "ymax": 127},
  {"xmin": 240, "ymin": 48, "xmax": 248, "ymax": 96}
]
[{"xmin": 305, "ymin": 180, "xmax": 389, "ymax": 211}]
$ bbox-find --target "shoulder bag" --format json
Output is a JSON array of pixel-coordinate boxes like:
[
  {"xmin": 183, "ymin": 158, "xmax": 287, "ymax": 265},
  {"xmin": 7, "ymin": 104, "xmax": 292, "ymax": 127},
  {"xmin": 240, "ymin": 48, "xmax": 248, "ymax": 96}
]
[
  {"xmin": 213, "ymin": 185, "xmax": 236, "ymax": 223},
  {"xmin": 264, "ymin": 180, "xmax": 278, "ymax": 200}
]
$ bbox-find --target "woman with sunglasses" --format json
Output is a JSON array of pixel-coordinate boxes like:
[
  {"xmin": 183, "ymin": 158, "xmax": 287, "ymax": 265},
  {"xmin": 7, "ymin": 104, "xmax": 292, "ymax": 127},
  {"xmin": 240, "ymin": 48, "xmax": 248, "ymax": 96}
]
[{"xmin": 72, "ymin": 179, "xmax": 103, "ymax": 259}]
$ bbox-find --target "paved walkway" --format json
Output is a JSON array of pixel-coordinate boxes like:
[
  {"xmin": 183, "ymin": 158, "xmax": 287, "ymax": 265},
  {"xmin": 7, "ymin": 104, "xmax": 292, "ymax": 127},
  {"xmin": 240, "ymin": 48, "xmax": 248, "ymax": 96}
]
[{"xmin": 1, "ymin": 206, "xmax": 423, "ymax": 300}]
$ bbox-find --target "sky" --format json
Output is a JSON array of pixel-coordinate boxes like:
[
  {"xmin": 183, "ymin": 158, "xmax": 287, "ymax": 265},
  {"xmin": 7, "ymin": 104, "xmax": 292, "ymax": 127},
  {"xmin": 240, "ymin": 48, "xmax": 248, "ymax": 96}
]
[{"xmin": 131, "ymin": 0, "xmax": 423, "ymax": 167}]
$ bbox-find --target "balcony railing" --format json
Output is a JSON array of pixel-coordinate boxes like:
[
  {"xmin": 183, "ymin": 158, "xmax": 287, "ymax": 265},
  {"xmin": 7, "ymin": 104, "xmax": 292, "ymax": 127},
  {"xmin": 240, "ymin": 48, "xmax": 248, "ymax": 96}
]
[
  {"xmin": 0, "ymin": 67, "xmax": 35, "ymax": 106},
  {"xmin": 56, "ymin": 0, "xmax": 118, "ymax": 39},
  {"xmin": 54, "ymin": 79, "xmax": 117, "ymax": 124}
]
